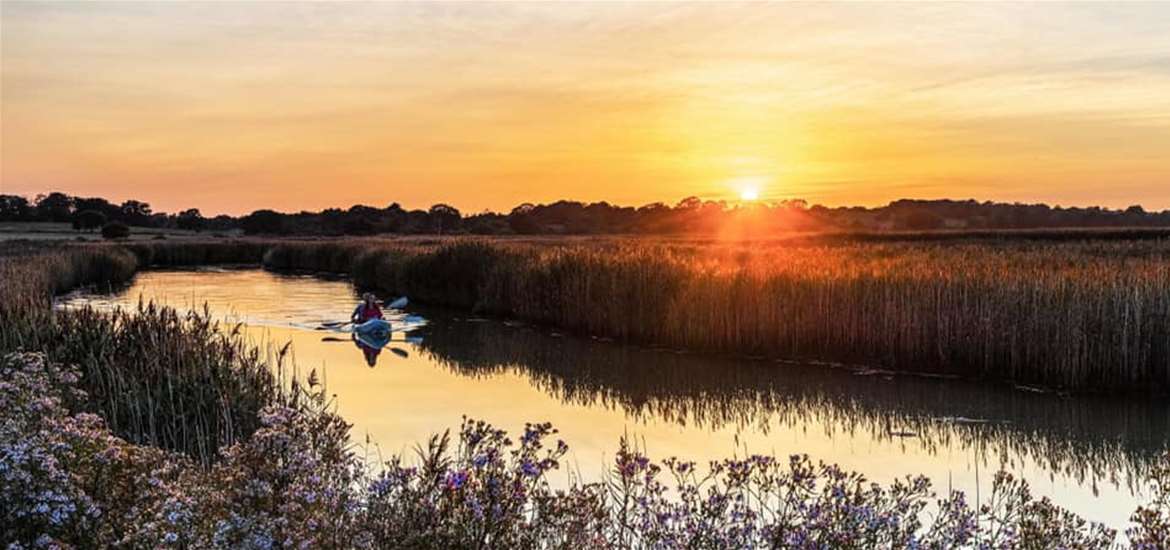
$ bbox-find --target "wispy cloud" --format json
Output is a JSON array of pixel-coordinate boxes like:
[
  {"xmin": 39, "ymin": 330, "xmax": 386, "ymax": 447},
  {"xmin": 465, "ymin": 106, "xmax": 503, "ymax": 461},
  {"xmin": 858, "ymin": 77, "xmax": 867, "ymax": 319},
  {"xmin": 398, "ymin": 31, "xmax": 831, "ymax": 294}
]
[{"xmin": 2, "ymin": 2, "xmax": 1168, "ymax": 214}]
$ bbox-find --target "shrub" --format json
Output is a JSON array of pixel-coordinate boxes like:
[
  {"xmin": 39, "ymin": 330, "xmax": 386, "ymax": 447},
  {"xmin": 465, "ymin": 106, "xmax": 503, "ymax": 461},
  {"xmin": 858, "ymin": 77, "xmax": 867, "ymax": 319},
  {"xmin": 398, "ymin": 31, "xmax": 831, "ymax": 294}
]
[
  {"xmin": 72, "ymin": 210, "xmax": 107, "ymax": 233},
  {"xmin": 101, "ymin": 221, "xmax": 130, "ymax": 239}
]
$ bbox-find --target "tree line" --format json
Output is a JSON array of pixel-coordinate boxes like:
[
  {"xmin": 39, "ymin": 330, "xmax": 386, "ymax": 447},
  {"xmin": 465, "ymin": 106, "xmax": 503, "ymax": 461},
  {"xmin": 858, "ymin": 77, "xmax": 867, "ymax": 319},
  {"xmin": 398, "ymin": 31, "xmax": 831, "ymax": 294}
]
[{"xmin": 3, "ymin": 191, "xmax": 1169, "ymax": 236}]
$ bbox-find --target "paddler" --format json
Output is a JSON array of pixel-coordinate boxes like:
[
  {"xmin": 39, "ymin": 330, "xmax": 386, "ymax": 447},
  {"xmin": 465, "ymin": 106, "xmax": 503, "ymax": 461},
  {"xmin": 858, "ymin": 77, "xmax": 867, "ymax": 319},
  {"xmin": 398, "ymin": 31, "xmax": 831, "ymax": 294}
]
[{"xmin": 351, "ymin": 292, "xmax": 384, "ymax": 323}]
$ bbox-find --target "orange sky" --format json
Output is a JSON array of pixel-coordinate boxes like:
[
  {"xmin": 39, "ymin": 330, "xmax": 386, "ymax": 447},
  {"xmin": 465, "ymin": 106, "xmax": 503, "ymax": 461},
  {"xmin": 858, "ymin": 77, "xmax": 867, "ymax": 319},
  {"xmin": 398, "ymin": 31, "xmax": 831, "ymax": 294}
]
[{"xmin": 3, "ymin": 2, "xmax": 1170, "ymax": 215}]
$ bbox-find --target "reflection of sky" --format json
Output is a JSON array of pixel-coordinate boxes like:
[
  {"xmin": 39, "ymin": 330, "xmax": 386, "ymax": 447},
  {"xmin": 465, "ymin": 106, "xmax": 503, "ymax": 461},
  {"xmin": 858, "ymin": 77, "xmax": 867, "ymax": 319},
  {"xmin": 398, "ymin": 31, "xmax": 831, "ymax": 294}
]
[
  {"xmin": 59, "ymin": 269, "xmax": 1169, "ymax": 533},
  {"xmin": 5, "ymin": 2, "xmax": 1170, "ymax": 212}
]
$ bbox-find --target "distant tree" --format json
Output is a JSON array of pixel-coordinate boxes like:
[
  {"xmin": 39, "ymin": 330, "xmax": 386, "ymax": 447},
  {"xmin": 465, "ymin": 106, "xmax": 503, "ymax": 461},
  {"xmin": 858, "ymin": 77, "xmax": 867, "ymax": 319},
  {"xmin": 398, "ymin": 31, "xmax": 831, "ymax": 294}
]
[
  {"xmin": 342, "ymin": 217, "xmax": 376, "ymax": 235},
  {"xmin": 207, "ymin": 215, "xmax": 238, "ymax": 232},
  {"xmin": 676, "ymin": 196, "xmax": 703, "ymax": 210},
  {"xmin": 35, "ymin": 192, "xmax": 73, "ymax": 222},
  {"xmin": 176, "ymin": 208, "xmax": 205, "ymax": 232},
  {"xmin": 73, "ymin": 210, "xmax": 107, "ymax": 232},
  {"xmin": 381, "ymin": 203, "xmax": 407, "ymax": 233},
  {"xmin": 74, "ymin": 197, "xmax": 120, "ymax": 221},
  {"xmin": 0, "ymin": 195, "xmax": 32, "ymax": 221},
  {"xmin": 341, "ymin": 205, "xmax": 381, "ymax": 235},
  {"xmin": 320, "ymin": 208, "xmax": 346, "ymax": 235},
  {"xmin": 506, "ymin": 203, "xmax": 540, "ymax": 234},
  {"xmin": 241, "ymin": 209, "xmax": 285, "ymax": 235},
  {"xmin": 119, "ymin": 200, "xmax": 153, "ymax": 226},
  {"xmin": 101, "ymin": 221, "xmax": 130, "ymax": 239},
  {"xmin": 400, "ymin": 210, "xmax": 432, "ymax": 234},
  {"xmin": 900, "ymin": 210, "xmax": 945, "ymax": 231},
  {"xmin": 429, "ymin": 203, "xmax": 461, "ymax": 235}
]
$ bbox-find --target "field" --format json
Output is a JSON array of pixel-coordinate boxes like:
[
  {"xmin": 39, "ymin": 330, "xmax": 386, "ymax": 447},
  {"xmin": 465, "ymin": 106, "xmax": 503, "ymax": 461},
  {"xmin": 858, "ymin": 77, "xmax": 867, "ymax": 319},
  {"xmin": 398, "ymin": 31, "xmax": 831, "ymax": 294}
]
[
  {"xmin": 2, "ymin": 235, "xmax": 1170, "ymax": 547},
  {"xmin": 0, "ymin": 221, "xmax": 240, "ymax": 242}
]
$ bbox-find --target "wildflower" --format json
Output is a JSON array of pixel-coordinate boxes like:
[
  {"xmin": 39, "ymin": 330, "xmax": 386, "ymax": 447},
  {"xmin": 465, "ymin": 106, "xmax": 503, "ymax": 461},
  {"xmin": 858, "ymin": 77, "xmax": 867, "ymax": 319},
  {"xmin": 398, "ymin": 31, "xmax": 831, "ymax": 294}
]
[{"xmin": 446, "ymin": 470, "xmax": 469, "ymax": 490}]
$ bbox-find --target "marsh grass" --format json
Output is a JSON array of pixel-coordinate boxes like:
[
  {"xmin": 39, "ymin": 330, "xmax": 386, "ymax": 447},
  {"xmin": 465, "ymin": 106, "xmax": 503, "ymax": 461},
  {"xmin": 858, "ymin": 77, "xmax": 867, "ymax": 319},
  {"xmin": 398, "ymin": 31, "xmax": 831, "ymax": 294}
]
[
  {"xmin": 5, "ymin": 234, "xmax": 1170, "ymax": 454},
  {"xmin": 48, "ymin": 304, "xmax": 280, "ymax": 463},
  {"xmin": 260, "ymin": 238, "xmax": 1170, "ymax": 392},
  {"xmin": 0, "ymin": 242, "xmax": 282, "ymax": 463}
]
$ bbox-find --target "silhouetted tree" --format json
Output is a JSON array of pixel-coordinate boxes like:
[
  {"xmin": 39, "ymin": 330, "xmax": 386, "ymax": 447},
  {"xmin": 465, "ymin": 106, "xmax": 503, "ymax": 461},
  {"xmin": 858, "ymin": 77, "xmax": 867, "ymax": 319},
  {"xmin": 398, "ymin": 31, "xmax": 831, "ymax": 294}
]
[
  {"xmin": 176, "ymin": 208, "xmax": 205, "ymax": 232},
  {"xmin": 241, "ymin": 209, "xmax": 285, "ymax": 235},
  {"xmin": 120, "ymin": 200, "xmax": 153, "ymax": 226},
  {"xmin": 900, "ymin": 210, "xmax": 945, "ymax": 231},
  {"xmin": 507, "ymin": 203, "xmax": 539, "ymax": 234},
  {"xmin": 429, "ymin": 203, "xmax": 461, "ymax": 235},
  {"xmin": 73, "ymin": 210, "xmax": 107, "ymax": 232},
  {"xmin": 35, "ymin": 192, "xmax": 73, "ymax": 222},
  {"xmin": 72, "ymin": 197, "xmax": 114, "ymax": 219},
  {"xmin": 0, "ymin": 195, "xmax": 32, "ymax": 221}
]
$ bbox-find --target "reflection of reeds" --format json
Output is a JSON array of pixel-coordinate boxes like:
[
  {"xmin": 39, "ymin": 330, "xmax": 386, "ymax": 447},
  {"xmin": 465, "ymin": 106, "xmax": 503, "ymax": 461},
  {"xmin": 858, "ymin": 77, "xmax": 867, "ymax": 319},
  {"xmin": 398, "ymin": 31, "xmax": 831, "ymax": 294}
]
[
  {"xmin": 415, "ymin": 314, "xmax": 1170, "ymax": 493},
  {"xmin": 261, "ymin": 238, "xmax": 1170, "ymax": 392}
]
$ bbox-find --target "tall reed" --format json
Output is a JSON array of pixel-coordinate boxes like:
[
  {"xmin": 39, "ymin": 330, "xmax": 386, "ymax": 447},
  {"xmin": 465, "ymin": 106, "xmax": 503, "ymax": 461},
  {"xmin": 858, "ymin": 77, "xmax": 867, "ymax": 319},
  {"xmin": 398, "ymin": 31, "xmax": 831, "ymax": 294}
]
[
  {"xmin": 0, "ymin": 242, "xmax": 281, "ymax": 463},
  {"xmin": 262, "ymin": 238, "xmax": 1170, "ymax": 392}
]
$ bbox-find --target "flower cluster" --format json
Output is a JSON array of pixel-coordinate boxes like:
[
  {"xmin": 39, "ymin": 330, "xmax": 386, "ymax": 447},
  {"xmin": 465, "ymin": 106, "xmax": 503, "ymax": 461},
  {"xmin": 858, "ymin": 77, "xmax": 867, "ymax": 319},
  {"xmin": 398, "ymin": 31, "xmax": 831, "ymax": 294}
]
[{"xmin": 3, "ymin": 352, "xmax": 1169, "ymax": 549}]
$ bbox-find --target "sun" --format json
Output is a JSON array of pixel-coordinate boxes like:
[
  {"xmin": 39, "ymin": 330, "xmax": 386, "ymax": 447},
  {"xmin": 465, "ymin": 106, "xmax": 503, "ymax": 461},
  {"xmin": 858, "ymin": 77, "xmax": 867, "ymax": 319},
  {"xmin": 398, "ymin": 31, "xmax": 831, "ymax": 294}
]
[{"xmin": 726, "ymin": 175, "xmax": 768, "ymax": 202}]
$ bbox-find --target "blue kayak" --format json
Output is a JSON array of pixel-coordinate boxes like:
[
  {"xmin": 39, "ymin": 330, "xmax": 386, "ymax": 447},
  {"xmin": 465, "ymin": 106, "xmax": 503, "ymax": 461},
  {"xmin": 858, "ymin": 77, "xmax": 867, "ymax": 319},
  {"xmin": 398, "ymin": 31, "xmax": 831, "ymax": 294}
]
[
  {"xmin": 354, "ymin": 319, "xmax": 392, "ymax": 349},
  {"xmin": 354, "ymin": 318, "xmax": 391, "ymax": 338}
]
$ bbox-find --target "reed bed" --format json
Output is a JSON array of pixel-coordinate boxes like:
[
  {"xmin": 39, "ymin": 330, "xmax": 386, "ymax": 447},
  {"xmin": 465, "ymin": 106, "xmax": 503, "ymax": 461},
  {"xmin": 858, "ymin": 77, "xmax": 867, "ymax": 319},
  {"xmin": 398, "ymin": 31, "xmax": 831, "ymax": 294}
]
[
  {"xmin": 6, "ymin": 235, "xmax": 1169, "ymax": 401},
  {"xmin": 261, "ymin": 238, "xmax": 1170, "ymax": 392},
  {"xmin": 0, "ymin": 242, "xmax": 281, "ymax": 464}
]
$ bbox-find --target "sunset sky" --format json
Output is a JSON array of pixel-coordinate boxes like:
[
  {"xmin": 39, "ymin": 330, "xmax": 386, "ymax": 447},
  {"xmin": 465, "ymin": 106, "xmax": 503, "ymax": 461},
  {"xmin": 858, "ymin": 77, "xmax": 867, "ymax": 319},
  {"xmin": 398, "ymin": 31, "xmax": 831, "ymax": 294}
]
[{"xmin": 3, "ymin": 2, "xmax": 1169, "ymax": 215}]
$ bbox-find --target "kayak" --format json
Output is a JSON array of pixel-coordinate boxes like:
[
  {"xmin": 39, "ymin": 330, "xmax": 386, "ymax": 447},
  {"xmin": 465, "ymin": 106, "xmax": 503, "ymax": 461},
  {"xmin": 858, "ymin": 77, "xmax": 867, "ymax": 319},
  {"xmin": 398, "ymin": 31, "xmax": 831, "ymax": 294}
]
[
  {"xmin": 354, "ymin": 318, "xmax": 392, "ymax": 338},
  {"xmin": 353, "ymin": 319, "xmax": 392, "ymax": 350}
]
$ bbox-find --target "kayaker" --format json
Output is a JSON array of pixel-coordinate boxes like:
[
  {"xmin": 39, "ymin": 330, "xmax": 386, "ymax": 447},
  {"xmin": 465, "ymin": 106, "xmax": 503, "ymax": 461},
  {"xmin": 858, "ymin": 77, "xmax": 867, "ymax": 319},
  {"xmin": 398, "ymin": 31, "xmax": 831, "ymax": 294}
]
[{"xmin": 352, "ymin": 292, "xmax": 384, "ymax": 323}]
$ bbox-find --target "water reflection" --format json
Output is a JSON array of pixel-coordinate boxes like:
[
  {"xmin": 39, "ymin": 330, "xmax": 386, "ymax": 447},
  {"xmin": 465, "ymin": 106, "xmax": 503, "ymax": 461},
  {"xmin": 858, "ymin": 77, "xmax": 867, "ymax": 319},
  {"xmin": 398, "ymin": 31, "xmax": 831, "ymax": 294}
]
[
  {"xmin": 353, "ymin": 333, "xmax": 384, "ymax": 367},
  {"xmin": 415, "ymin": 313, "xmax": 1169, "ymax": 493},
  {"xmin": 347, "ymin": 332, "xmax": 417, "ymax": 367}
]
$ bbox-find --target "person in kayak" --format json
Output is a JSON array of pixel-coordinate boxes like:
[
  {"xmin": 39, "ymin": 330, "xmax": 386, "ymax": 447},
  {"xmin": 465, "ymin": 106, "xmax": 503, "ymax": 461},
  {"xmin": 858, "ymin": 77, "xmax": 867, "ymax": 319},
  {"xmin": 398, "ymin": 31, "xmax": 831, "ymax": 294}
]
[{"xmin": 352, "ymin": 292, "xmax": 384, "ymax": 323}]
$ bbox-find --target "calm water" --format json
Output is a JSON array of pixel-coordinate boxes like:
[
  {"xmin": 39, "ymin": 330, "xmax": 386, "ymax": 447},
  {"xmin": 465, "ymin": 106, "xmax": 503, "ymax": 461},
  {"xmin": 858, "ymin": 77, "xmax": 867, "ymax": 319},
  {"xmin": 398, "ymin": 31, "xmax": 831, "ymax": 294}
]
[{"xmin": 58, "ymin": 268, "xmax": 1169, "ymax": 531}]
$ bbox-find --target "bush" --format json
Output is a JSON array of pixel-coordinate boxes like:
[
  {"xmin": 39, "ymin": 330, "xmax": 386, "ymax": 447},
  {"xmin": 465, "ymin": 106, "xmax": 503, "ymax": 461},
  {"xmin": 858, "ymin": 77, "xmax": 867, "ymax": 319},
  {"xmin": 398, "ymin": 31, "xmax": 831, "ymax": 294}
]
[
  {"xmin": 72, "ymin": 210, "xmax": 107, "ymax": 232},
  {"xmin": 101, "ymin": 221, "xmax": 130, "ymax": 240}
]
